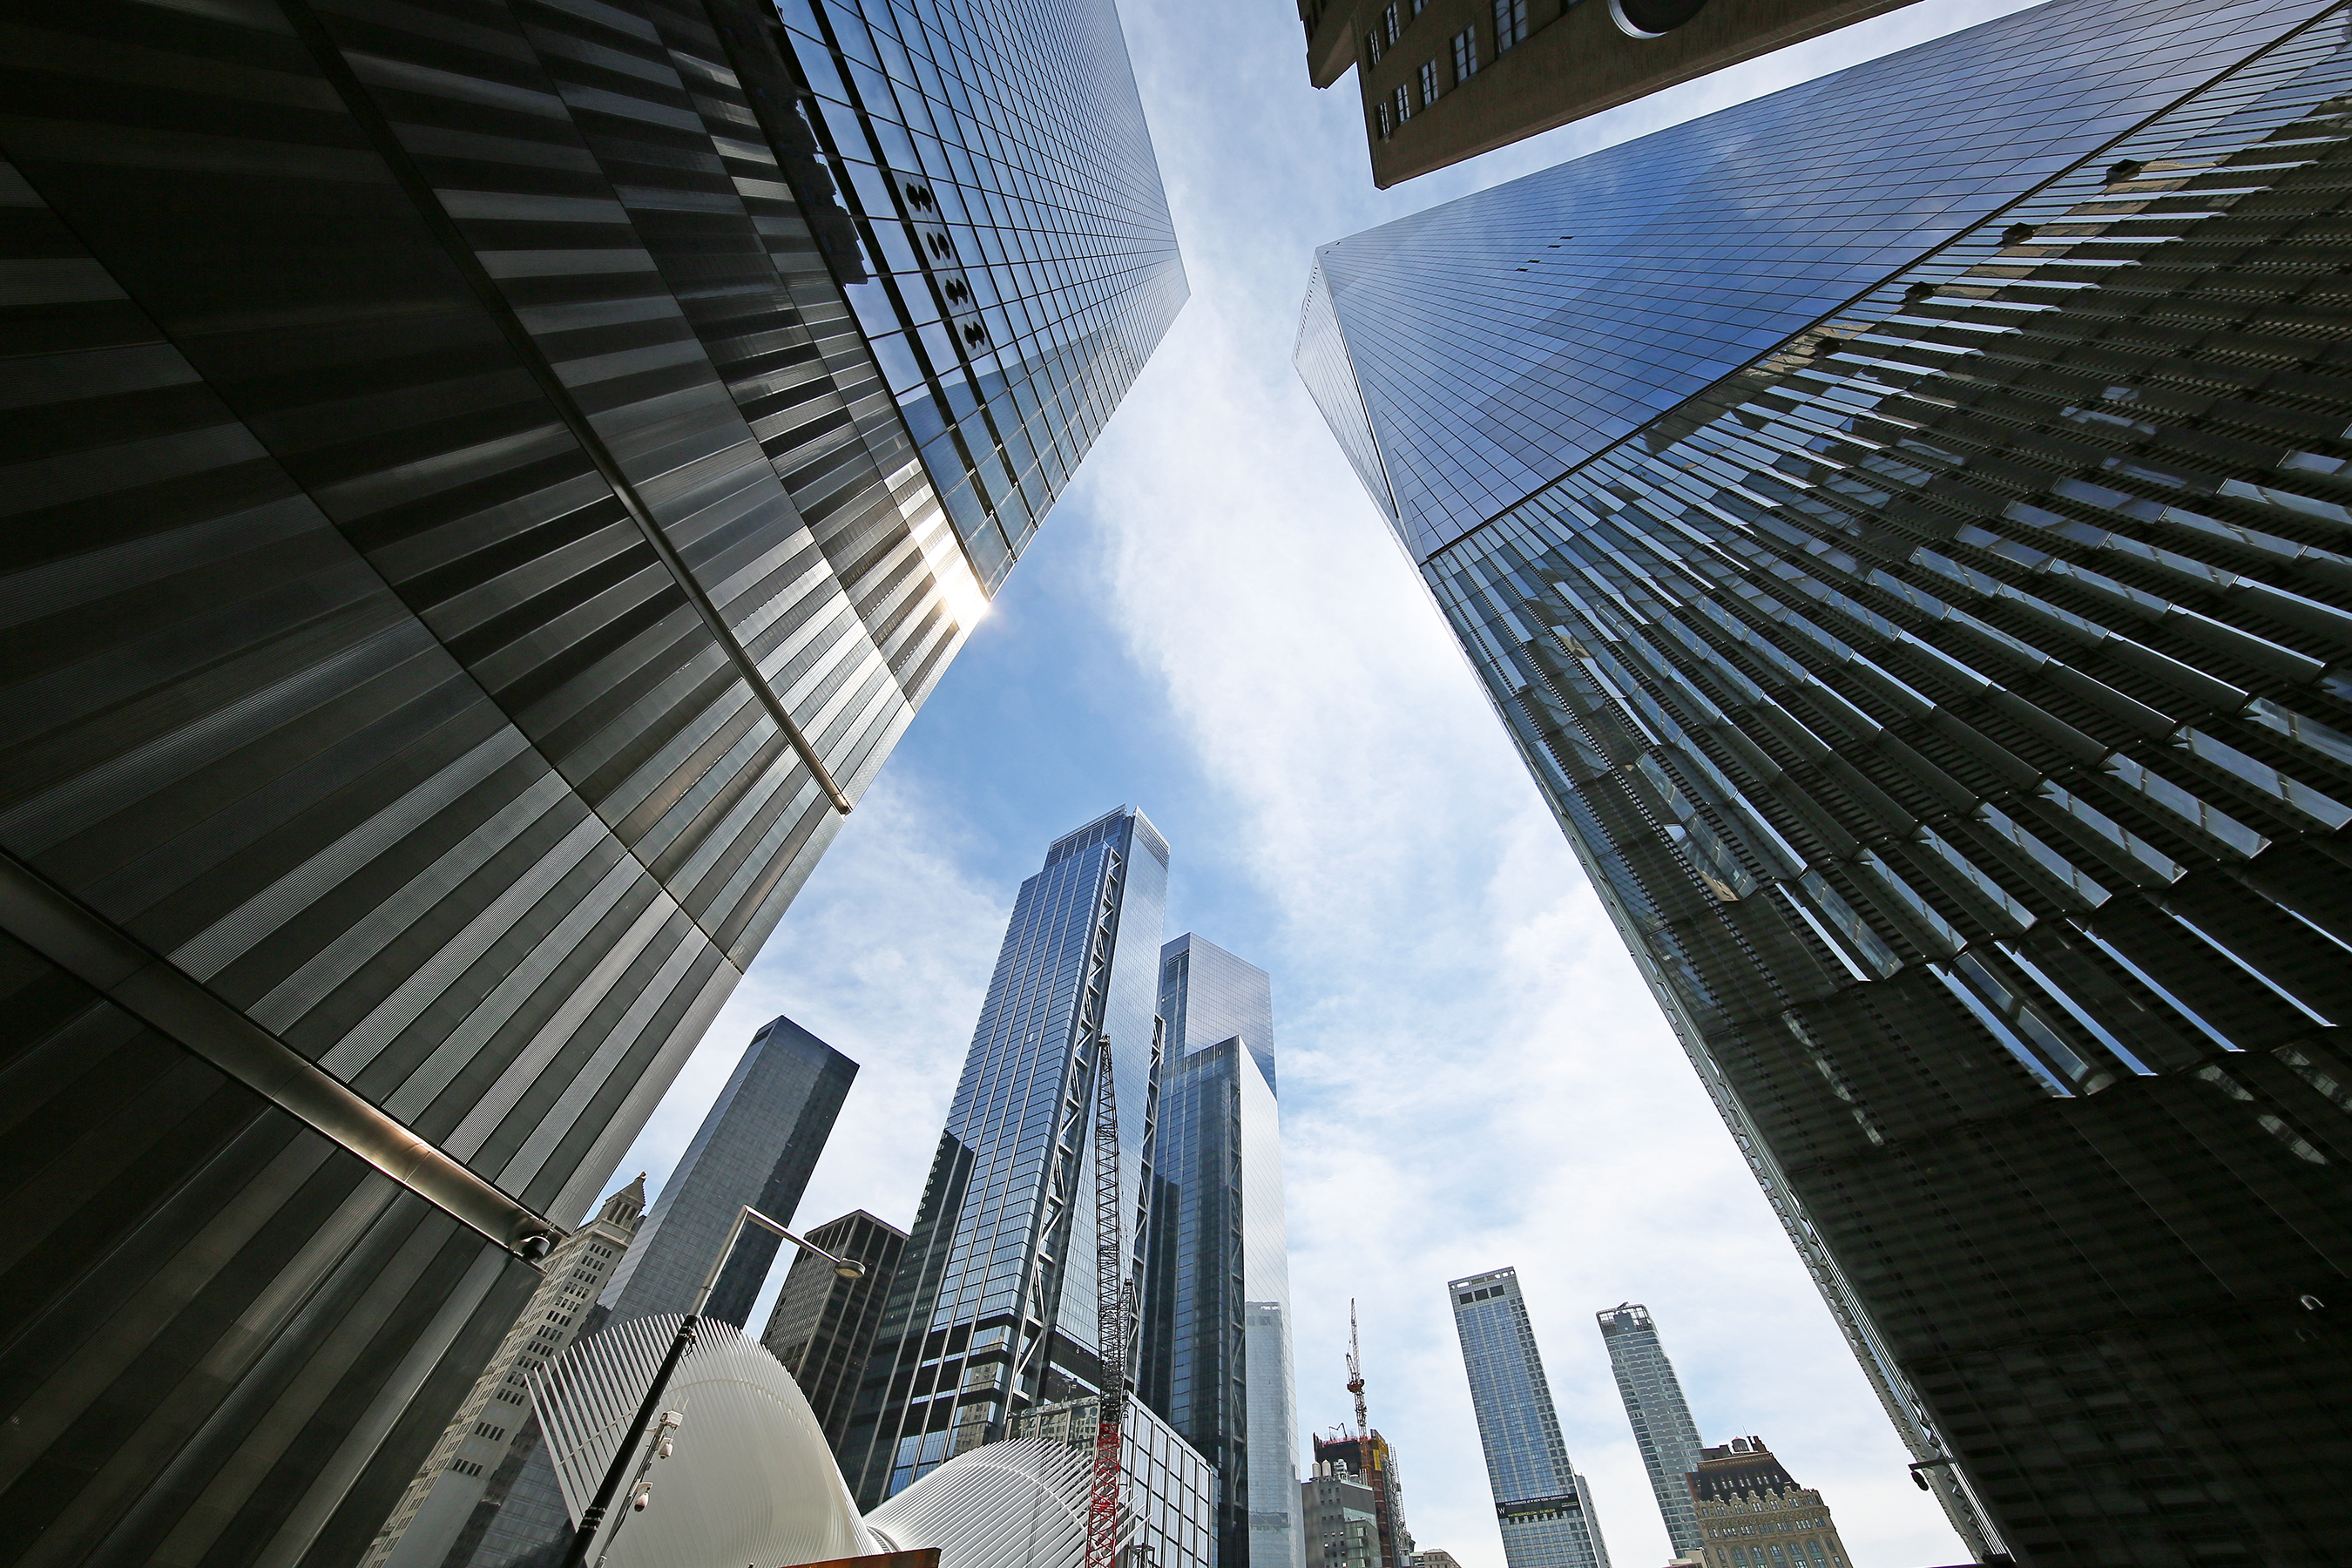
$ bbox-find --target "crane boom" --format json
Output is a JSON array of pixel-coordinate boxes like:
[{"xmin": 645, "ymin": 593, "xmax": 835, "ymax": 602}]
[
  {"xmin": 1085, "ymin": 1038, "xmax": 1128, "ymax": 1568},
  {"xmin": 1346, "ymin": 1300, "xmax": 1369, "ymax": 1438}
]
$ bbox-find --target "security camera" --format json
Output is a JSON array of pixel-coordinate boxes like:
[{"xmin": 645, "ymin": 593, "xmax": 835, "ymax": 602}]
[{"xmin": 517, "ymin": 1233, "xmax": 553, "ymax": 1262}]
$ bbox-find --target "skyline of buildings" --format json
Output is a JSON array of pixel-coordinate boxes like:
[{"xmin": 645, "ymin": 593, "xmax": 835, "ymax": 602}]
[
  {"xmin": 1596, "ymin": 1305, "xmax": 1707, "ymax": 1558},
  {"xmin": 0, "ymin": 0, "xmax": 1180, "ymax": 1552},
  {"xmin": 1301, "ymin": 0, "xmax": 2352, "ymax": 1561},
  {"xmin": 1449, "ymin": 1269, "xmax": 1611, "ymax": 1568}
]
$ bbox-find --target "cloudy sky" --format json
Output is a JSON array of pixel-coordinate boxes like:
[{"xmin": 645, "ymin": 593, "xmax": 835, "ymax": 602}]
[{"xmin": 609, "ymin": 3, "xmax": 2051, "ymax": 1565}]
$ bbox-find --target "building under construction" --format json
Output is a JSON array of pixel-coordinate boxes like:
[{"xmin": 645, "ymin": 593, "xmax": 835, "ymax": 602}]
[{"xmin": 1310, "ymin": 1434, "xmax": 1412, "ymax": 1568}]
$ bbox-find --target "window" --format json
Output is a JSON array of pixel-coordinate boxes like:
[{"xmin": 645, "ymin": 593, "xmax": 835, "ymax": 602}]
[
  {"xmin": 1365, "ymin": 28, "xmax": 1382, "ymax": 63},
  {"xmin": 1383, "ymin": 3, "xmax": 1400, "ymax": 42},
  {"xmin": 1452, "ymin": 25, "xmax": 1477, "ymax": 79},
  {"xmin": 1374, "ymin": 101, "xmax": 1391, "ymax": 139},
  {"xmin": 1394, "ymin": 83, "xmax": 1410, "ymax": 124},
  {"xmin": 1418, "ymin": 59, "xmax": 1438, "ymax": 106},
  {"xmin": 1493, "ymin": 0, "xmax": 1527, "ymax": 51}
]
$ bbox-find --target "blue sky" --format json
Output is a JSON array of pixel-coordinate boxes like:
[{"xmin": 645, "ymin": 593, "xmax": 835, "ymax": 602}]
[{"xmin": 611, "ymin": 3, "xmax": 2048, "ymax": 1564}]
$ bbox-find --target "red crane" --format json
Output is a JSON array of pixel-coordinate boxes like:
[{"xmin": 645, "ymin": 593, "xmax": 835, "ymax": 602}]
[{"xmin": 1084, "ymin": 1037, "xmax": 1132, "ymax": 1568}]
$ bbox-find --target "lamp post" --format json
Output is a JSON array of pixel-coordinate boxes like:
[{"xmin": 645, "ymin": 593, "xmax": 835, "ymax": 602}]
[{"xmin": 558, "ymin": 1206, "xmax": 868, "ymax": 1568}]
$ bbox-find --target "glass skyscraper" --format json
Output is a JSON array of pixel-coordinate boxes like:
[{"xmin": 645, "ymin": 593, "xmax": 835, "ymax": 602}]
[
  {"xmin": 1594, "ymin": 1304, "xmax": 1705, "ymax": 1558},
  {"xmin": 1140, "ymin": 934, "xmax": 1306, "ymax": 1568},
  {"xmin": 0, "ymin": 0, "xmax": 1179, "ymax": 1556},
  {"xmin": 1305, "ymin": 2, "xmax": 2352, "ymax": 1561},
  {"xmin": 839, "ymin": 807, "xmax": 1171, "ymax": 1504},
  {"xmin": 1448, "ymin": 1269, "xmax": 1611, "ymax": 1568}
]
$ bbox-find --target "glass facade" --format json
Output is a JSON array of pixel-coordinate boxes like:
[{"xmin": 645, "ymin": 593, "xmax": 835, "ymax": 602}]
[
  {"xmin": 1594, "ymin": 1304, "xmax": 1705, "ymax": 1557},
  {"xmin": 760, "ymin": 1208, "xmax": 911, "ymax": 1453},
  {"xmin": 773, "ymin": 0, "xmax": 1188, "ymax": 588},
  {"xmin": 1140, "ymin": 935, "xmax": 1306, "ymax": 1568},
  {"xmin": 1448, "ymin": 1269, "xmax": 1610, "ymax": 1568},
  {"xmin": 0, "ymin": 0, "xmax": 1178, "ymax": 1556},
  {"xmin": 1308, "ymin": 3, "xmax": 2352, "ymax": 1563},
  {"xmin": 1010, "ymin": 1395, "xmax": 1222, "ymax": 1568},
  {"xmin": 839, "ymin": 808, "xmax": 1171, "ymax": 1504},
  {"xmin": 601, "ymin": 1014, "xmax": 855, "ymax": 1326}
]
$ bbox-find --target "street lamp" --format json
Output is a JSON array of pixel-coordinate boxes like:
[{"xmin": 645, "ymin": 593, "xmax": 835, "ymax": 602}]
[{"xmin": 558, "ymin": 1206, "xmax": 868, "ymax": 1568}]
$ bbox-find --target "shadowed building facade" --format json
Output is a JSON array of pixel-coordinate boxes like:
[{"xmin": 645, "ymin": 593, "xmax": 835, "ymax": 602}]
[
  {"xmin": 1300, "ymin": 2, "xmax": 2352, "ymax": 1561},
  {"xmin": 837, "ymin": 808, "xmax": 1171, "ymax": 1504},
  {"xmin": 0, "ymin": 0, "xmax": 1179, "ymax": 1558},
  {"xmin": 761, "ymin": 1208, "xmax": 910, "ymax": 1453}
]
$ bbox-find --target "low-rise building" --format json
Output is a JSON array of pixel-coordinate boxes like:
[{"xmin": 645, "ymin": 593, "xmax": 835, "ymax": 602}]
[{"xmin": 1686, "ymin": 1437, "xmax": 1850, "ymax": 1568}]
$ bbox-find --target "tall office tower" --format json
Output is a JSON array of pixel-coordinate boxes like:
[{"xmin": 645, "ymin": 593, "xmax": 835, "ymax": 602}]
[
  {"xmin": 1684, "ymin": 1438, "xmax": 1851, "ymax": 1568},
  {"xmin": 1449, "ymin": 1270, "xmax": 1611, "ymax": 1568},
  {"xmin": 1299, "ymin": 2, "xmax": 2352, "ymax": 1561},
  {"xmin": 0, "ymin": 0, "xmax": 1179, "ymax": 1557},
  {"xmin": 1313, "ymin": 1434, "xmax": 1416, "ymax": 1568},
  {"xmin": 455, "ymin": 1014, "xmax": 852, "ymax": 1566},
  {"xmin": 603, "ymin": 1014, "xmax": 855, "ymax": 1325},
  {"xmin": 1596, "ymin": 1304, "xmax": 1707, "ymax": 1557},
  {"xmin": 366, "ymin": 1177, "xmax": 645, "ymax": 1568},
  {"xmin": 1138, "ymin": 934, "xmax": 1304, "ymax": 1568},
  {"xmin": 838, "ymin": 808, "xmax": 1171, "ymax": 1504},
  {"xmin": 761, "ymin": 1208, "xmax": 910, "ymax": 1452},
  {"xmin": 1294, "ymin": 0, "xmax": 1916, "ymax": 187}
]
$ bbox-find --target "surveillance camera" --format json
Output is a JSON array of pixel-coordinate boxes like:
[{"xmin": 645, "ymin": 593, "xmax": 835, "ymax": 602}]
[{"xmin": 516, "ymin": 1233, "xmax": 553, "ymax": 1262}]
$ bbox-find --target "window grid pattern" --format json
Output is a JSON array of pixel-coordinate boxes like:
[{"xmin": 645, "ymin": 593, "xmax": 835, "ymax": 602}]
[
  {"xmin": 1313, "ymin": 7, "xmax": 2352, "ymax": 1560},
  {"xmin": 1595, "ymin": 1305, "xmax": 1706, "ymax": 1556},
  {"xmin": 1491, "ymin": 0, "xmax": 1526, "ymax": 52},
  {"xmin": 1448, "ymin": 1270, "xmax": 1609, "ymax": 1568},
  {"xmin": 840, "ymin": 809, "xmax": 1168, "ymax": 1505},
  {"xmin": 775, "ymin": 0, "xmax": 1187, "ymax": 591},
  {"xmin": 1453, "ymin": 27, "xmax": 1478, "ymax": 84},
  {"xmin": 1297, "ymin": 0, "xmax": 2333, "ymax": 564}
]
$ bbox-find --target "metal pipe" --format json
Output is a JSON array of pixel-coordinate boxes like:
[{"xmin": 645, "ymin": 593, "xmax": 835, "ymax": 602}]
[{"xmin": 558, "ymin": 1206, "xmax": 866, "ymax": 1567}]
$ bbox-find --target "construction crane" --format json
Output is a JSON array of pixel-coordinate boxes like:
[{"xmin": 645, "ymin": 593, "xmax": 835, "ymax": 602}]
[
  {"xmin": 1344, "ymin": 1301, "xmax": 1403, "ymax": 1568},
  {"xmin": 1085, "ymin": 1037, "xmax": 1132, "ymax": 1568},
  {"xmin": 1346, "ymin": 1300, "xmax": 1369, "ymax": 1437}
]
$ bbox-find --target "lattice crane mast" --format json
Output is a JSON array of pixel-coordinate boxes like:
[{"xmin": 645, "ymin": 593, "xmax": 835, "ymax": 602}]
[
  {"xmin": 1085, "ymin": 1037, "xmax": 1132, "ymax": 1568},
  {"xmin": 1346, "ymin": 1300, "xmax": 1369, "ymax": 1438},
  {"xmin": 1346, "ymin": 1301, "xmax": 1403, "ymax": 1568}
]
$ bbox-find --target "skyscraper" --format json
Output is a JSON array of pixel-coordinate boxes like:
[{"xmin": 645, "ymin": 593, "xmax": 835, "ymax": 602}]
[
  {"xmin": 0, "ymin": 0, "xmax": 1178, "ymax": 1556},
  {"xmin": 602, "ymin": 1014, "xmax": 855, "ymax": 1326},
  {"xmin": 838, "ymin": 807, "xmax": 1171, "ymax": 1504},
  {"xmin": 1684, "ymin": 1438, "xmax": 1851, "ymax": 1568},
  {"xmin": 1449, "ymin": 1269, "xmax": 1611, "ymax": 1568},
  {"xmin": 456, "ymin": 1014, "xmax": 855, "ymax": 1566},
  {"xmin": 1302, "ymin": 3, "xmax": 2352, "ymax": 1561},
  {"xmin": 367, "ymin": 1178, "xmax": 646, "ymax": 1568},
  {"xmin": 1139, "ymin": 934, "xmax": 1306, "ymax": 1568},
  {"xmin": 1596, "ymin": 1304, "xmax": 1706, "ymax": 1558},
  {"xmin": 762, "ymin": 1208, "xmax": 910, "ymax": 1452}
]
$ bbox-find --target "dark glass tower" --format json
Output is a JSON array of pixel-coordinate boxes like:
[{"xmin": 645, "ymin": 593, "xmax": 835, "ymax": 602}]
[
  {"xmin": 1595, "ymin": 1305, "xmax": 1705, "ymax": 1558},
  {"xmin": 1139, "ymin": 934, "xmax": 1304, "ymax": 1568},
  {"xmin": 0, "ymin": 0, "xmax": 1179, "ymax": 1558},
  {"xmin": 761, "ymin": 1209, "xmax": 909, "ymax": 1452},
  {"xmin": 1448, "ymin": 1269, "xmax": 1610, "ymax": 1568},
  {"xmin": 601, "ymin": 1013, "xmax": 855, "ymax": 1326},
  {"xmin": 839, "ymin": 807, "xmax": 1171, "ymax": 1504},
  {"xmin": 1301, "ymin": 3, "xmax": 2352, "ymax": 1562}
]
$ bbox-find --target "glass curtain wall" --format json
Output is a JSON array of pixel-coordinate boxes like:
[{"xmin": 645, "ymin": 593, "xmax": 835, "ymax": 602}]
[{"xmin": 1305, "ymin": 3, "xmax": 2352, "ymax": 1559}]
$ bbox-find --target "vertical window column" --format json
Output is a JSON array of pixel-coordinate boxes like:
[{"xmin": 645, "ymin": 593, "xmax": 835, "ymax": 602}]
[
  {"xmin": 1418, "ymin": 59, "xmax": 1438, "ymax": 108},
  {"xmin": 1452, "ymin": 25, "xmax": 1477, "ymax": 81},
  {"xmin": 1493, "ymin": 0, "xmax": 1527, "ymax": 51}
]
